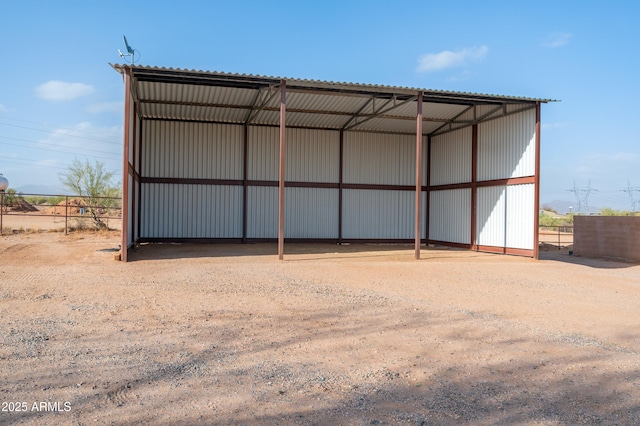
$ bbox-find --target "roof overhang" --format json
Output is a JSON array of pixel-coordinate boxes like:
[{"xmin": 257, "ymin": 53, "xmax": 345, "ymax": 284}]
[{"xmin": 112, "ymin": 64, "xmax": 556, "ymax": 136}]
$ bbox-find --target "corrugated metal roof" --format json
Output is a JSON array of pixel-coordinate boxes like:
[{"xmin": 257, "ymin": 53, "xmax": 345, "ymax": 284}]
[{"xmin": 112, "ymin": 64, "xmax": 556, "ymax": 134}]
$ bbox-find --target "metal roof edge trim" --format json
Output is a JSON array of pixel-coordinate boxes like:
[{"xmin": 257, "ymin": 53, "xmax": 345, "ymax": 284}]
[{"xmin": 110, "ymin": 63, "xmax": 558, "ymax": 104}]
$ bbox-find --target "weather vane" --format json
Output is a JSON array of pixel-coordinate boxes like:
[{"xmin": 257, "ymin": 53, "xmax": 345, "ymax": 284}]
[{"xmin": 118, "ymin": 35, "xmax": 140, "ymax": 65}]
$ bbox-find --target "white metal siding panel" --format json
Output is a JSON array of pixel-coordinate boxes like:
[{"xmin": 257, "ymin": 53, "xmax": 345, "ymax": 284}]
[
  {"xmin": 142, "ymin": 121, "xmax": 242, "ymax": 179},
  {"xmin": 343, "ymin": 133, "xmax": 414, "ymax": 185},
  {"xmin": 506, "ymin": 184, "xmax": 535, "ymax": 249},
  {"xmin": 128, "ymin": 93, "xmax": 136, "ymax": 161},
  {"xmin": 134, "ymin": 114, "xmax": 141, "ymax": 172},
  {"xmin": 247, "ymin": 187, "xmax": 340, "ymax": 239},
  {"xmin": 127, "ymin": 175, "xmax": 133, "ymax": 246},
  {"xmin": 287, "ymin": 129, "xmax": 339, "ymax": 182},
  {"xmin": 430, "ymin": 127, "xmax": 472, "ymax": 185},
  {"xmin": 134, "ymin": 179, "xmax": 140, "ymax": 241},
  {"xmin": 429, "ymin": 189, "xmax": 471, "ymax": 244},
  {"xmin": 343, "ymin": 189, "xmax": 424, "ymax": 239},
  {"xmin": 247, "ymin": 126, "xmax": 278, "ymax": 181},
  {"xmin": 246, "ymin": 186, "xmax": 277, "ymax": 238},
  {"xmin": 476, "ymin": 186, "xmax": 506, "ymax": 247},
  {"xmin": 478, "ymin": 110, "xmax": 536, "ymax": 181},
  {"xmin": 422, "ymin": 136, "xmax": 429, "ymax": 186},
  {"xmin": 247, "ymin": 127, "xmax": 340, "ymax": 182},
  {"xmin": 141, "ymin": 184, "xmax": 242, "ymax": 238},
  {"xmin": 286, "ymin": 188, "xmax": 339, "ymax": 238},
  {"xmin": 476, "ymin": 184, "xmax": 535, "ymax": 250},
  {"xmin": 506, "ymin": 104, "xmax": 534, "ymax": 114}
]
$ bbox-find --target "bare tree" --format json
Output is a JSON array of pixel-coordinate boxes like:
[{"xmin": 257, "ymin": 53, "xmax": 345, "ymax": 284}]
[{"xmin": 59, "ymin": 159, "xmax": 120, "ymax": 229}]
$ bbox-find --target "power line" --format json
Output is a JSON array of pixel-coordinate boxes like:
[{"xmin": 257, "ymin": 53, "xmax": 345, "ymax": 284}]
[
  {"xmin": 0, "ymin": 121, "xmax": 121, "ymax": 146},
  {"xmin": 0, "ymin": 137, "xmax": 120, "ymax": 161},
  {"xmin": 0, "ymin": 116, "xmax": 122, "ymax": 139},
  {"xmin": 624, "ymin": 180, "xmax": 640, "ymax": 212},
  {"xmin": 0, "ymin": 156, "xmax": 69, "ymax": 171}
]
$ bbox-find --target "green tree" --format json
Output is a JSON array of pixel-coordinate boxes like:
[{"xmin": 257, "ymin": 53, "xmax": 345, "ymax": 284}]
[
  {"xmin": 1, "ymin": 188, "xmax": 22, "ymax": 212},
  {"xmin": 59, "ymin": 159, "xmax": 121, "ymax": 229}
]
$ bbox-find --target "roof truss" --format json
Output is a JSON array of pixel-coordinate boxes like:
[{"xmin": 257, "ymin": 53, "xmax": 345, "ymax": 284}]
[{"xmin": 115, "ymin": 64, "xmax": 552, "ymax": 136}]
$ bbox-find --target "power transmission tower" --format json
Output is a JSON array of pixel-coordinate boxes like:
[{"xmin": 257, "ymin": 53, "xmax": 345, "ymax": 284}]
[
  {"xmin": 569, "ymin": 180, "xmax": 595, "ymax": 213},
  {"xmin": 623, "ymin": 180, "xmax": 640, "ymax": 212}
]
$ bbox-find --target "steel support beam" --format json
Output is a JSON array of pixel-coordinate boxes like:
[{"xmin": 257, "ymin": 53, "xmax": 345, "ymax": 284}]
[
  {"xmin": 121, "ymin": 69, "xmax": 131, "ymax": 262},
  {"xmin": 278, "ymin": 80, "xmax": 286, "ymax": 260},
  {"xmin": 425, "ymin": 136, "xmax": 431, "ymax": 245},
  {"xmin": 338, "ymin": 130, "xmax": 344, "ymax": 243},
  {"xmin": 415, "ymin": 92, "xmax": 423, "ymax": 259},
  {"xmin": 534, "ymin": 102, "xmax": 541, "ymax": 260},
  {"xmin": 471, "ymin": 124, "xmax": 478, "ymax": 250},
  {"xmin": 343, "ymin": 96, "xmax": 417, "ymax": 131}
]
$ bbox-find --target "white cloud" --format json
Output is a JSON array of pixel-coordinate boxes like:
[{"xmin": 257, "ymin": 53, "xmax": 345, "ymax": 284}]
[
  {"xmin": 35, "ymin": 81, "xmax": 95, "ymax": 101},
  {"xmin": 0, "ymin": 103, "xmax": 6, "ymax": 112},
  {"xmin": 88, "ymin": 101, "xmax": 122, "ymax": 114},
  {"xmin": 417, "ymin": 45, "xmax": 488, "ymax": 73},
  {"xmin": 544, "ymin": 32, "xmax": 572, "ymax": 48}
]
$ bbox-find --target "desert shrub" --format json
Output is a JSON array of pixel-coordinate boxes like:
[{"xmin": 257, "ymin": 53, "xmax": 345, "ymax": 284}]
[
  {"xmin": 2, "ymin": 188, "xmax": 22, "ymax": 208},
  {"xmin": 600, "ymin": 207, "xmax": 634, "ymax": 216},
  {"xmin": 59, "ymin": 159, "xmax": 121, "ymax": 230},
  {"xmin": 539, "ymin": 212, "xmax": 561, "ymax": 227}
]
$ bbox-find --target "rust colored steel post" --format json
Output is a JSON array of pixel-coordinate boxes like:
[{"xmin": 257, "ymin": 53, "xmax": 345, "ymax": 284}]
[
  {"xmin": 534, "ymin": 102, "xmax": 541, "ymax": 260},
  {"xmin": 65, "ymin": 195, "xmax": 69, "ymax": 235},
  {"xmin": 415, "ymin": 92, "xmax": 423, "ymax": 259},
  {"xmin": 471, "ymin": 124, "xmax": 478, "ymax": 250},
  {"xmin": 278, "ymin": 81, "xmax": 286, "ymax": 260},
  {"xmin": 0, "ymin": 192, "xmax": 4, "ymax": 236},
  {"xmin": 121, "ymin": 68, "xmax": 132, "ymax": 262}
]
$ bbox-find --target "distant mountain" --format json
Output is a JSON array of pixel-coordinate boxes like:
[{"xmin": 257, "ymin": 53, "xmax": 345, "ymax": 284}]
[
  {"xmin": 541, "ymin": 199, "xmax": 600, "ymax": 215},
  {"xmin": 15, "ymin": 184, "xmax": 71, "ymax": 196}
]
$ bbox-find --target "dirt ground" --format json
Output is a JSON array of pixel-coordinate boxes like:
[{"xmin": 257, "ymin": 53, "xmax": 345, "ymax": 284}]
[{"xmin": 1, "ymin": 232, "xmax": 639, "ymax": 425}]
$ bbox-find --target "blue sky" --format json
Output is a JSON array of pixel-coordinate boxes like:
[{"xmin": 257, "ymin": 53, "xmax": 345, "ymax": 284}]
[{"xmin": 1, "ymin": 1, "xmax": 639, "ymax": 211}]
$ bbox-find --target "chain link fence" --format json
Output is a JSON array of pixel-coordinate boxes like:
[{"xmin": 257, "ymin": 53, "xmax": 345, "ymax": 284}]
[{"xmin": 0, "ymin": 193, "xmax": 121, "ymax": 235}]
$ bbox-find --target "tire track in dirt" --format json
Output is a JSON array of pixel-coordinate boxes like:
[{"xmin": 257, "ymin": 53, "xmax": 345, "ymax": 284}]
[{"xmin": 106, "ymin": 383, "xmax": 138, "ymax": 407}]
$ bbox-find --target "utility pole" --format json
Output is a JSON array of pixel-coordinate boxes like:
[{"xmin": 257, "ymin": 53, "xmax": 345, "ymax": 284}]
[
  {"xmin": 569, "ymin": 179, "xmax": 595, "ymax": 213},
  {"xmin": 623, "ymin": 180, "xmax": 640, "ymax": 212}
]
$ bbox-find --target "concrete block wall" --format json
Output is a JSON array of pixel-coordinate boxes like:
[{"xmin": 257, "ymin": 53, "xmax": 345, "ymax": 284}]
[{"xmin": 573, "ymin": 216, "xmax": 640, "ymax": 262}]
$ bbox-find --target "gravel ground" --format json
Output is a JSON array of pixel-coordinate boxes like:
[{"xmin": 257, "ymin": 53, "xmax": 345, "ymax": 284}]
[{"xmin": 1, "ymin": 231, "xmax": 639, "ymax": 425}]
